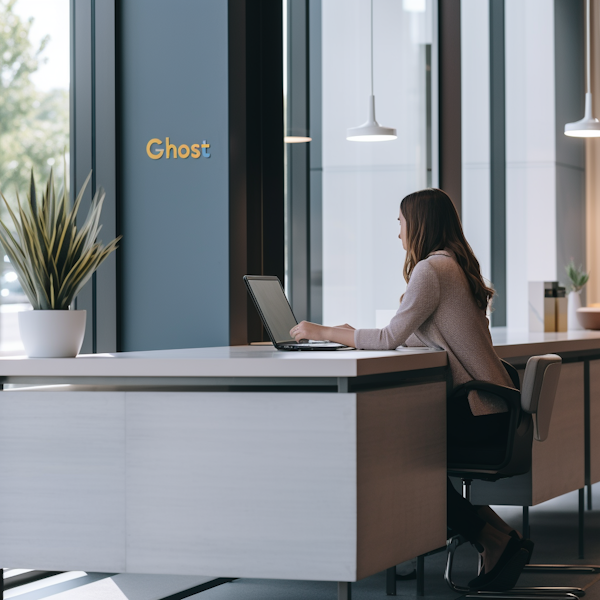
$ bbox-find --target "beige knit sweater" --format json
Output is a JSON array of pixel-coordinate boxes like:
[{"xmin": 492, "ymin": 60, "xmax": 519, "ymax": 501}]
[{"xmin": 354, "ymin": 250, "xmax": 513, "ymax": 416}]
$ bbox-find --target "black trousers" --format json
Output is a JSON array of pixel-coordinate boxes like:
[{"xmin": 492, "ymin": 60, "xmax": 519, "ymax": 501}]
[{"xmin": 446, "ymin": 396, "xmax": 510, "ymax": 542}]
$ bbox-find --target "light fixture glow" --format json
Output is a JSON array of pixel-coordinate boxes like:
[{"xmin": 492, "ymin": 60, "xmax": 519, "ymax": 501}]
[
  {"xmin": 347, "ymin": 0, "xmax": 397, "ymax": 142},
  {"xmin": 564, "ymin": 0, "xmax": 600, "ymax": 137},
  {"xmin": 347, "ymin": 95, "xmax": 397, "ymax": 141},
  {"xmin": 403, "ymin": 0, "xmax": 426, "ymax": 13},
  {"xmin": 284, "ymin": 136, "xmax": 313, "ymax": 143}
]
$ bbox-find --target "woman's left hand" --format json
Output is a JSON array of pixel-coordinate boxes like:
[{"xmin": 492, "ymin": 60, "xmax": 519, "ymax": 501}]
[{"xmin": 290, "ymin": 321, "xmax": 326, "ymax": 342}]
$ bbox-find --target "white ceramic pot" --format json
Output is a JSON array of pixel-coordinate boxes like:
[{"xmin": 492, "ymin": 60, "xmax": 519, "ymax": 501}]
[
  {"xmin": 18, "ymin": 310, "xmax": 86, "ymax": 358},
  {"xmin": 568, "ymin": 291, "xmax": 584, "ymax": 331}
]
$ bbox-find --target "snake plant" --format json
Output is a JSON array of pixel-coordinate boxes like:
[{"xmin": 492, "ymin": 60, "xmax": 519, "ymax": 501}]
[{"xmin": 0, "ymin": 168, "xmax": 121, "ymax": 310}]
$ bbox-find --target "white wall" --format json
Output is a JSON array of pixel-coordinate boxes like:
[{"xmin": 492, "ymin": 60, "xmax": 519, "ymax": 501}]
[
  {"xmin": 321, "ymin": 0, "xmax": 431, "ymax": 328},
  {"xmin": 505, "ymin": 0, "xmax": 556, "ymax": 330}
]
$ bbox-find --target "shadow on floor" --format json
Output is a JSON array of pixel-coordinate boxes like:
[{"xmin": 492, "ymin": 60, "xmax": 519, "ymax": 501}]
[{"xmin": 197, "ymin": 483, "xmax": 600, "ymax": 600}]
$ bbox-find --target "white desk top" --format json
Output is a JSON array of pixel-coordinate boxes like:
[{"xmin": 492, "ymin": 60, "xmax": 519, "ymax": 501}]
[
  {"xmin": 2, "ymin": 329, "xmax": 600, "ymax": 379},
  {"xmin": 0, "ymin": 345, "xmax": 447, "ymax": 378},
  {"xmin": 491, "ymin": 328, "xmax": 600, "ymax": 359}
]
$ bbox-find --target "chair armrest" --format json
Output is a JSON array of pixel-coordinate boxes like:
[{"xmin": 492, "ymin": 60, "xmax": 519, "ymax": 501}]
[
  {"xmin": 450, "ymin": 380, "xmax": 521, "ymax": 412},
  {"xmin": 448, "ymin": 380, "xmax": 529, "ymax": 474},
  {"xmin": 501, "ymin": 360, "xmax": 521, "ymax": 390}
]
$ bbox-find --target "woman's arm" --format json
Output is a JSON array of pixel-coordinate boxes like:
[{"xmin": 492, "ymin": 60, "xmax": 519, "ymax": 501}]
[
  {"xmin": 290, "ymin": 261, "xmax": 440, "ymax": 350},
  {"xmin": 290, "ymin": 322, "xmax": 356, "ymax": 347}
]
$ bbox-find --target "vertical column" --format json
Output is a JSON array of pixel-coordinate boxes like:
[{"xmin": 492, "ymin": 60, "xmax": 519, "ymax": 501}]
[
  {"xmin": 586, "ymin": 0, "xmax": 600, "ymax": 305},
  {"xmin": 287, "ymin": 0, "xmax": 311, "ymax": 321},
  {"xmin": 229, "ymin": 0, "xmax": 284, "ymax": 344},
  {"xmin": 94, "ymin": 0, "xmax": 117, "ymax": 353},
  {"xmin": 439, "ymin": 0, "xmax": 461, "ymax": 214},
  {"xmin": 71, "ymin": 0, "xmax": 117, "ymax": 353},
  {"xmin": 71, "ymin": 0, "xmax": 93, "ymax": 353},
  {"xmin": 309, "ymin": 0, "xmax": 323, "ymax": 324},
  {"xmin": 555, "ymin": 0, "xmax": 585, "ymax": 302},
  {"xmin": 490, "ymin": 0, "xmax": 506, "ymax": 326}
]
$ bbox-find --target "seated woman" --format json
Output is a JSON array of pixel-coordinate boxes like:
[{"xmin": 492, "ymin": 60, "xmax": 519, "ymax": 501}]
[{"xmin": 289, "ymin": 188, "xmax": 532, "ymax": 591}]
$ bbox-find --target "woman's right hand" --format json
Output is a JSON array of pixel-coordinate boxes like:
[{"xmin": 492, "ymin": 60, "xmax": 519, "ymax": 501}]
[{"xmin": 335, "ymin": 323, "xmax": 355, "ymax": 330}]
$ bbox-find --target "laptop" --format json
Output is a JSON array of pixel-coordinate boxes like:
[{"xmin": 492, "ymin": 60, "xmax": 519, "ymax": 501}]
[{"xmin": 244, "ymin": 275, "xmax": 351, "ymax": 350}]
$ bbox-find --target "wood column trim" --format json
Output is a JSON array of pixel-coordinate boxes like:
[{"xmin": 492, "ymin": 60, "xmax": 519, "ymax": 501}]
[
  {"xmin": 228, "ymin": 0, "xmax": 284, "ymax": 345},
  {"xmin": 438, "ymin": 0, "xmax": 461, "ymax": 215},
  {"xmin": 586, "ymin": 0, "xmax": 600, "ymax": 305}
]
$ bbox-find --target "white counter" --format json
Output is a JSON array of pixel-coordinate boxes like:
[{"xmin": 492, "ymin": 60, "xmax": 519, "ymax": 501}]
[
  {"xmin": 0, "ymin": 345, "xmax": 446, "ymax": 379},
  {"xmin": 2, "ymin": 328, "xmax": 600, "ymax": 381},
  {"xmin": 491, "ymin": 328, "xmax": 600, "ymax": 359}
]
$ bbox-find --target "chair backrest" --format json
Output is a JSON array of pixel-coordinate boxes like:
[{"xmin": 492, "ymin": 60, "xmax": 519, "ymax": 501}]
[{"xmin": 520, "ymin": 354, "xmax": 562, "ymax": 442}]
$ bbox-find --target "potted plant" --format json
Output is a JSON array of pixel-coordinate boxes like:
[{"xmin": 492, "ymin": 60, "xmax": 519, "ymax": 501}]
[
  {"xmin": 0, "ymin": 169, "xmax": 120, "ymax": 357},
  {"xmin": 565, "ymin": 259, "xmax": 589, "ymax": 331}
]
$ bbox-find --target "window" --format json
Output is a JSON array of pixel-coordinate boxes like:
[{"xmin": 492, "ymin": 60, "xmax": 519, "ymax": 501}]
[
  {"xmin": 285, "ymin": 0, "xmax": 435, "ymax": 329},
  {"xmin": 0, "ymin": 0, "xmax": 69, "ymax": 354}
]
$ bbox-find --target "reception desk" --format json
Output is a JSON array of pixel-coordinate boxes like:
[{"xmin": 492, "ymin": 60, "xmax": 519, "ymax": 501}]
[
  {"xmin": 1, "ymin": 330, "xmax": 600, "ymax": 598},
  {"xmin": 0, "ymin": 346, "xmax": 449, "ymax": 597}
]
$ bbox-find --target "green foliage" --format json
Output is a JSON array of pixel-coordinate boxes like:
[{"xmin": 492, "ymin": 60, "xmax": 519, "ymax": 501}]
[
  {"xmin": 0, "ymin": 0, "xmax": 69, "ymax": 193},
  {"xmin": 565, "ymin": 259, "xmax": 589, "ymax": 293},
  {"xmin": 0, "ymin": 168, "xmax": 121, "ymax": 310}
]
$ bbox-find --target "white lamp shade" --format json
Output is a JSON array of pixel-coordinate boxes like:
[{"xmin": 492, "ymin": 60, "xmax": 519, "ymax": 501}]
[
  {"xmin": 347, "ymin": 95, "xmax": 397, "ymax": 142},
  {"xmin": 284, "ymin": 129, "xmax": 312, "ymax": 143},
  {"xmin": 565, "ymin": 93, "xmax": 600, "ymax": 137},
  {"xmin": 284, "ymin": 136, "xmax": 312, "ymax": 143}
]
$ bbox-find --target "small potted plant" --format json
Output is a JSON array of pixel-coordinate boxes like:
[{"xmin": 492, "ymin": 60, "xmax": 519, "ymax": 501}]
[
  {"xmin": 565, "ymin": 259, "xmax": 589, "ymax": 331},
  {"xmin": 0, "ymin": 169, "xmax": 120, "ymax": 357}
]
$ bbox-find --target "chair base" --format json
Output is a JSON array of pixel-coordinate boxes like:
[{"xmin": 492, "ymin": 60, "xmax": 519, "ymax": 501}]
[
  {"xmin": 445, "ymin": 535, "xmax": 585, "ymax": 600},
  {"xmin": 464, "ymin": 592, "xmax": 581, "ymax": 600},
  {"xmin": 524, "ymin": 565, "xmax": 600, "ymax": 575}
]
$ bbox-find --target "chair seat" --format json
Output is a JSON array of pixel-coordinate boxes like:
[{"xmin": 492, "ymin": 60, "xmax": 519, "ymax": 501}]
[{"xmin": 448, "ymin": 443, "xmax": 505, "ymax": 466}]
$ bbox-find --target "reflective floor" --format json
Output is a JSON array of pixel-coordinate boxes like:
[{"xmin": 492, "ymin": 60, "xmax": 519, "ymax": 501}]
[{"xmin": 5, "ymin": 483, "xmax": 600, "ymax": 600}]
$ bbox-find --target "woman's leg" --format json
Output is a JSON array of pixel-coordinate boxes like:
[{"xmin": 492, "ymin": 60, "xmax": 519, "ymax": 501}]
[
  {"xmin": 447, "ymin": 395, "xmax": 524, "ymax": 574},
  {"xmin": 447, "ymin": 478, "xmax": 487, "ymax": 541},
  {"xmin": 447, "ymin": 479, "xmax": 514, "ymax": 572},
  {"xmin": 477, "ymin": 505, "xmax": 522, "ymax": 538}
]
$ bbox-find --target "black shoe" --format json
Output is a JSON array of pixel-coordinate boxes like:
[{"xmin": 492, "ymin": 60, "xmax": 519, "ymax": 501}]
[
  {"xmin": 468, "ymin": 536, "xmax": 529, "ymax": 591},
  {"xmin": 510, "ymin": 530, "xmax": 535, "ymax": 563}
]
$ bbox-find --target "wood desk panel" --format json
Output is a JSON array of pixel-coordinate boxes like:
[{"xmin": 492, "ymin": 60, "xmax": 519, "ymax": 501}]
[
  {"xmin": 590, "ymin": 360, "xmax": 600, "ymax": 484},
  {"xmin": 356, "ymin": 383, "xmax": 446, "ymax": 579}
]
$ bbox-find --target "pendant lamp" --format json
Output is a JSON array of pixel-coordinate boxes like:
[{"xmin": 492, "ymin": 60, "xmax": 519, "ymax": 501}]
[
  {"xmin": 564, "ymin": 0, "xmax": 600, "ymax": 137},
  {"xmin": 284, "ymin": 130, "xmax": 312, "ymax": 144},
  {"xmin": 347, "ymin": 0, "xmax": 397, "ymax": 142}
]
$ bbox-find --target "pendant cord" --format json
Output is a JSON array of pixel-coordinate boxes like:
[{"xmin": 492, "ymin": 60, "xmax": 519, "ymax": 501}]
[
  {"xmin": 587, "ymin": 0, "xmax": 591, "ymax": 94},
  {"xmin": 371, "ymin": 0, "xmax": 374, "ymax": 96}
]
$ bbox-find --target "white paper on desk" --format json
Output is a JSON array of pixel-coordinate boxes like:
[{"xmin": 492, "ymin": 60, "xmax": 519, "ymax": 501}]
[{"xmin": 394, "ymin": 346, "xmax": 439, "ymax": 352}]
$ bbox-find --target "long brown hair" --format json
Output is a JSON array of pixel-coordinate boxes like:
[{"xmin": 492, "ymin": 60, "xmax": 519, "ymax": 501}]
[{"xmin": 400, "ymin": 188, "xmax": 494, "ymax": 311}]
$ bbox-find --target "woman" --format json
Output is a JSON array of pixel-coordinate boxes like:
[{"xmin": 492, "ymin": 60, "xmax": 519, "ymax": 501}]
[{"xmin": 289, "ymin": 188, "xmax": 531, "ymax": 591}]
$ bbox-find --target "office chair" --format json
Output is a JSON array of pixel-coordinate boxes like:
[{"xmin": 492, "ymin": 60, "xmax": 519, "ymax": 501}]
[
  {"xmin": 444, "ymin": 354, "xmax": 596, "ymax": 599},
  {"xmin": 387, "ymin": 354, "xmax": 596, "ymax": 599}
]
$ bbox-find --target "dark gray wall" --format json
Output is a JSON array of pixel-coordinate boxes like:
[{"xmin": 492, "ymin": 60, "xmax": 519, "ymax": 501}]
[
  {"xmin": 119, "ymin": 0, "xmax": 229, "ymax": 351},
  {"xmin": 555, "ymin": 0, "xmax": 586, "ymax": 295}
]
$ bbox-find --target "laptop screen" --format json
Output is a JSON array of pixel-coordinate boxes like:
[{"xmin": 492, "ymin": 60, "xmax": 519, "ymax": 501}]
[{"xmin": 245, "ymin": 278, "xmax": 298, "ymax": 344}]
